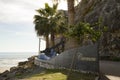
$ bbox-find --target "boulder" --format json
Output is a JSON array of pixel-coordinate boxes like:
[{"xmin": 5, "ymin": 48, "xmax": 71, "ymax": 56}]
[
  {"xmin": 10, "ymin": 67, "xmax": 18, "ymax": 72},
  {"xmin": 18, "ymin": 61, "xmax": 27, "ymax": 67},
  {"xmin": 28, "ymin": 56, "xmax": 36, "ymax": 61},
  {"xmin": 0, "ymin": 70, "xmax": 9, "ymax": 77}
]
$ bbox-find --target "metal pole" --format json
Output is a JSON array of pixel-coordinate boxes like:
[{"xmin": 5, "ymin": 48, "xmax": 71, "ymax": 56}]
[
  {"xmin": 97, "ymin": 35, "xmax": 102, "ymax": 80},
  {"xmin": 38, "ymin": 38, "xmax": 41, "ymax": 55}
]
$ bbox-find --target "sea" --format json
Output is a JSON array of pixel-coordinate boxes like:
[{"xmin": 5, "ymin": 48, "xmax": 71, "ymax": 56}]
[{"xmin": 0, "ymin": 52, "xmax": 38, "ymax": 72}]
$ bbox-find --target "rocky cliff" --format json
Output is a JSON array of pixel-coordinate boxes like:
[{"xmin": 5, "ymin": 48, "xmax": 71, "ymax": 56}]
[{"xmin": 75, "ymin": 0, "xmax": 120, "ymax": 57}]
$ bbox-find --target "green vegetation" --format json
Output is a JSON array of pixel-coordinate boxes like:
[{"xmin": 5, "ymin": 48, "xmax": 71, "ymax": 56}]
[
  {"xmin": 66, "ymin": 21, "xmax": 107, "ymax": 44},
  {"xmin": 16, "ymin": 69, "xmax": 96, "ymax": 80},
  {"xmin": 53, "ymin": 16, "xmax": 108, "ymax": 47},
  {"xmin": 34, "ymin": 2, "xmax": 107, "ymax": 48}
]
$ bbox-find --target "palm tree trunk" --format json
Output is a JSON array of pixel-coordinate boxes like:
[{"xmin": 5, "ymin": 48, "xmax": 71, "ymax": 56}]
[
  {"xmin": 45, "ymin": 35, "xmax": 49, "ymax": 48},
  {"xmin": 66, "ymin": 1, "xmax": 76, "ymax": 80},
  {"xmin": 67, "ymin": 0, "xmax": 75, "ymax": 25},
  {"xmin": 51, "ymin": 32, "xmax": 55, "ymax": 47}
]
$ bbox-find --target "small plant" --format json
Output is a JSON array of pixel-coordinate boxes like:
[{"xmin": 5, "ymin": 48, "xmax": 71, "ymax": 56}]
[{"xmin": 67, "ymin": 22, "xmax": 107, "ymax": 44}]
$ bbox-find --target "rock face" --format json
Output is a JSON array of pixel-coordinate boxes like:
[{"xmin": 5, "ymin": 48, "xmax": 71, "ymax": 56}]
[{"xmin": 75, "ymin": 0, "xmax": 120, "ymax": 57}]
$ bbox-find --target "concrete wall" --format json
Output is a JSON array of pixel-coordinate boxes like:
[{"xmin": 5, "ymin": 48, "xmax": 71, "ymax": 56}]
[{"xmin": 34, "ymin": 44, "xmax": 99, "ymax": 73}]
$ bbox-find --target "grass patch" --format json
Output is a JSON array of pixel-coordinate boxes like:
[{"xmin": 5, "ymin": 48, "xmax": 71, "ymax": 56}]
[
  {"xmin": 31, "ymin": 72, "xmax": 66, "ymax": 80},
  {"xmin": 17, "ymin": 69, "xmax": 97, "ymax": 80}
]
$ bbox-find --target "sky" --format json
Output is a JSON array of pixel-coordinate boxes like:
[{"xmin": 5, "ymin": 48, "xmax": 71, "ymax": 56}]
[{"xmin": 0, "ymin": 0, "xmax": 67, "ymax": 52}]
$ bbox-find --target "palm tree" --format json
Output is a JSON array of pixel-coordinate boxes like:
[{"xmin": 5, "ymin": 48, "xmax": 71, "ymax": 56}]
[
  {"xmin": 34, "ymin": 15, "xmax": 50, "ymax": 48},
  {"xmin": 34, "ymin": 3, "xmax": 67, "ymax": 48},
  {"xmin": 67, "ymin": 0, "xmax": 75, "ymax": 25},
  {"xmin": 49, "ymin": 11, "xmax": 67, "ymax": 47},
  {"xmin": 52, "ymin": 1, "xmax": 79, "ymax": 79},
  {"xmin": 52, "ymin": 0, "xmax": 76, "ymax": 25},
  {"xmin": 46, "ymin": 3, "xmax": 58, "ymax": 47}
]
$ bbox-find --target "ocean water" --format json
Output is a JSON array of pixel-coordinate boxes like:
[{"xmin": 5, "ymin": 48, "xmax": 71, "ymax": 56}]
[{"xmin": 0, "ymin": 52, "xmax": 37, "ymax": 72}]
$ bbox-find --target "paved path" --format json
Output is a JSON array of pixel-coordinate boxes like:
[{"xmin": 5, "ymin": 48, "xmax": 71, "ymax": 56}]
[{"xmin": 100, "ymin": 61, "xmax": 120, "ymax": 80}]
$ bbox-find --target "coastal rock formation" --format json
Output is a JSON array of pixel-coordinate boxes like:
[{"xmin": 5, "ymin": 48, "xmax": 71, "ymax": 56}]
[
  {"xmin": 0, "ymin": 56, "xmax": 43, "ymax": 80},
  {"xmin": 75, "ymin": 0, "xmax": 120, "ymax": 57}
]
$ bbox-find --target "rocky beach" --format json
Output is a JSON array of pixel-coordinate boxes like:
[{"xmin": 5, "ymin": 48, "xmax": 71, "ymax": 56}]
[{"xmin": 0, "ymin": 56, "xmax": 43, "ymax": 80}]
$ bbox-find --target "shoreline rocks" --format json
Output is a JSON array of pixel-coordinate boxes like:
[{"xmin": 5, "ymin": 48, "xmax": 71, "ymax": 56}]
[{"xmin": 0, "ymin": 56, "xmax": 42, "ymax": 80}]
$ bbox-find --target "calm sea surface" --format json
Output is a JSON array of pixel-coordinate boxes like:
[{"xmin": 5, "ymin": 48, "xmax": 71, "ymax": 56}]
[{"xmin": 0, "ymin": 52, "xmax": 37, "ymax": 70}]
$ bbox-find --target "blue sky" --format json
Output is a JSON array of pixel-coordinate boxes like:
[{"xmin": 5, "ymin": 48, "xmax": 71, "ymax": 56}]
[{"xmin": 0, "ymin": 0, "xmax": 67, "ymax": 52}]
